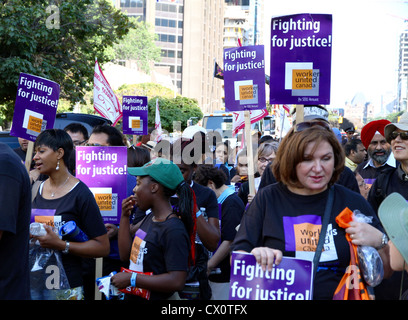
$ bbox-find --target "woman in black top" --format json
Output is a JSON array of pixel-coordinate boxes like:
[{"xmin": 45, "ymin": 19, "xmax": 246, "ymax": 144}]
[
  {"xmin": 112, "ymin": 157, "xmax": 196, "ymax": 300},
  {"xmin": 232, "ymin": 123, "xmax": 392, "ymax": 299},
  {"xmin": 31, "ymin": 129, "xmax": 109, "ymax": 300}
]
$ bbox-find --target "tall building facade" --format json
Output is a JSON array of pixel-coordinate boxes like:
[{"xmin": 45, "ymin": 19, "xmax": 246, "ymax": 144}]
[
  {"xmin": 224, "ymin": 0, "xmax": 264, "ymax": 48},
  {"xmin": 114, "ymin": 0, "xmax": 224, "ymax": 113},
  {"xmin": 398, "ymin": 28, "xmax": 408, "ymax": 111},
  {"xmin": 182, "ymin": 0, "xmax": 225, "ymax": 113}
]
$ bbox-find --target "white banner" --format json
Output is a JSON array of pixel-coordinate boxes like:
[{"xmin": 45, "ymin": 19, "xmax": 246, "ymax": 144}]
[
  {"xmin": 93, "ymin": 59, "xmax": 122, "ymax": 126},
  {"xmin": 154, "ymin": 98, "xmax": 163, "ymax": 142},
  {"xmin": 232, "ymin": 109, "xmax": 268, "ymax": 136},
  {"xmin": 274, "ymin": 104, "xmax": 292, "ymax": 140}
]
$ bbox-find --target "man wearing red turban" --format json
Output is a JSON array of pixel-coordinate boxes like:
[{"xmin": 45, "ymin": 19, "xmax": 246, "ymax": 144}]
[{"xmin": 356, "ymin": 119, "xmax": 397, "ymax": 188}]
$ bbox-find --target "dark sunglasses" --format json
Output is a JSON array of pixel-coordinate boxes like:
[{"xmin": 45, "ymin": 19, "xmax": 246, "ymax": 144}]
[
  {"xmin": 295, "ymin": 121, "xmax": 331, "ymax": 132},
  {"xmin": 85, "ymin": 143, "xmax": 102, "ymax": 146},
  {"xmin": 389, "ymin": 131, "xmax": 408, "ymax": 140}
]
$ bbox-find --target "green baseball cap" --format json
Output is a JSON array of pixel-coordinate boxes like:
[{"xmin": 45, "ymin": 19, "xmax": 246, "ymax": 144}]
[
  {"xmin": 379, "ymin": 192, "xmax": 408, "ymax": 264},
  {"xmin": 128, "ymin": 157, "xmax": 184, "ymax": 190}
]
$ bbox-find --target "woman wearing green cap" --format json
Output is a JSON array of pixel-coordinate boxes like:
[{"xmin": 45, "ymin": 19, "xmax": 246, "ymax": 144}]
[{"xmin": 111, "ymin": 158, "xmax": 196, "ymax": 300}]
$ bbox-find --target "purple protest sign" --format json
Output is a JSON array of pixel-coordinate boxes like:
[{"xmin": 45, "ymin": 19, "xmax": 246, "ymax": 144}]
[
  {"xmin": 122, "ymin": 96, "xmax": 148, "ymax": 135},
  {"xmin": 76, "ymin": 146, "xmax": 127, "ymax": 224},
  {"xmin": 30, "ymin": 208, "xmax": 58, "ymax": 225},
  {"xmin": 229, "ymin": 252, "xmax": 313, "ymax": 300},
  {"xmin": 10, "ymin": 73, "xmax": 60, "ymax": 142},
  {"xmin": 269, "ymin": 14, "xmax": 332, "ymax": 105},
  {"xmin": 364, "ymin": 178, "xmax": 376, "ymax": 190},
  {"xmin": 223, "ymin": 45, "xmax": 266, "ymax": 112}
]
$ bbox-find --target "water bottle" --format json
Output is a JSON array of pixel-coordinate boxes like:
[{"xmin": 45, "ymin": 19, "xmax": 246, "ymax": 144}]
[
  {"xmin": 200, "ymin": 207, "xmax": 207, "ymax": 222},
  {"xmin": 195, "ymin": 207, "xmax": 207, "ymax": 244},
  {"xmin": 30, "ymin": 222, "xmax": 47, "ymax": 236},
  {"xmin": 59, "ymin": 221, "xmax": 89, "ymax": 242}
]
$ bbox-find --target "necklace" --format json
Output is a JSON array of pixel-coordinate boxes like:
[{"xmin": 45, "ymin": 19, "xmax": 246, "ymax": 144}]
[
  {"xmin": 152, "ymin": 212, "xmax": 175, "ymax": 222},
  {"xmin": 50, "ymin": 176, "xmax": 70, "ymax": 197}
]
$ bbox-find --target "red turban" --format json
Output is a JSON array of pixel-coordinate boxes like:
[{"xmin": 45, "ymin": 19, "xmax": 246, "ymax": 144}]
[{"xmin": 360, "ymin": 119, "xmax": 391, "ymax": 149}]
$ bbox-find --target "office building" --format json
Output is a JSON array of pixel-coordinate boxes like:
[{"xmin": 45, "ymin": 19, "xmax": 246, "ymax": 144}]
[
  {"xmin": 114, "ymin": 0, "xmax": 224, "ymax": 113},
  {"xmin": 398, "ymin": 28, "xmax": 408, "ymax": 111}
]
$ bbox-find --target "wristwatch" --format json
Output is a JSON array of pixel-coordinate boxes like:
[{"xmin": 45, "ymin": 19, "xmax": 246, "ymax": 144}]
[
  {"xmin": 376, "ymin": 233, "xmax": 388, "ymax": 250},
  {"xmin": 62, "ymin": 241, "xmax": 70, "ymax": 254}
]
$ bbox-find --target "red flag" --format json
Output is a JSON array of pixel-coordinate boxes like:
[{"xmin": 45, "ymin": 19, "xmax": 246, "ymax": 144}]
[{"xmin": 93, "ymin": 59, "xmax": 122, "ymax": 126}]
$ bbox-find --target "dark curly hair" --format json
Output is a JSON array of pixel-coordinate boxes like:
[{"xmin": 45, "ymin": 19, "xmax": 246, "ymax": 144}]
[{"xmin": 194, "ymin": 164, "xmax": 227, "ymax": 189}]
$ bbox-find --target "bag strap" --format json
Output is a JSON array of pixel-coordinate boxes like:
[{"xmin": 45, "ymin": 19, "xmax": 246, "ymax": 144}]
[
  {"xmin": 31, "ymin": 180, "xmax": 41, "ymax": 202},
  {"xmin": 313, "ymin": 186, "xmax": 334, "ymax": 279}
]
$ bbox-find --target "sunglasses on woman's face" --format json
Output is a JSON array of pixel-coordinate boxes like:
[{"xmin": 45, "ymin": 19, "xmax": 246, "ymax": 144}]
[
  {"xmin": 390, "ymin": 131, "xmax": 408, "ymax": 141},
  {"xmin": 295, "ymin": 121, "xmax": 331, "ymax": 132},
  {"xmin": 85, "ymin": 143, "xmax": 102, "ymax": 146}
]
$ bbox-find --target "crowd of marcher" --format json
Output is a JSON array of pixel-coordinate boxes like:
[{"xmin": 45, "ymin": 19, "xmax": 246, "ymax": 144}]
[{"xmin": 1, "ymin": 104, "xmax": 408, "ymax": 300}]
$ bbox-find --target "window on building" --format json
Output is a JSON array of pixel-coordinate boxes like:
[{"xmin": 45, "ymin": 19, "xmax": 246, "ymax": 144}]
[
  {"xmin": 121, "ymin": 0, "xmax": 144, "ymax": 8},
  {"xmin": 160, "ymin": 49, "xmax": 177, "ymax": 58}
]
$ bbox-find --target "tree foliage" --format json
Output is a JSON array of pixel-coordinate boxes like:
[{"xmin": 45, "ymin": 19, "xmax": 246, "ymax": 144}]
[
  {"xmin": 148, "ymin": 96, "xmax": 203, "ymax": 132},
  {"xmin": 116, "ymin": 82, "xmax": 203, "ymax": 132},
  {"xmin": 117, "ymin": 83, "xmax": 175, "ymax": 100},
  {"xmin": 110, "ymin": 17, "xmax": 162, "ymax": 74},
  {"xmin": 0, "ymin": 0, "xmax": 133, "ymax": 122}
]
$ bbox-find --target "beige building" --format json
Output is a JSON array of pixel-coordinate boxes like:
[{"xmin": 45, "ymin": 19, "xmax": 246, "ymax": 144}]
[{"xmin": 114, "ymin": 0, "xmax": 225, "ymax": 113}]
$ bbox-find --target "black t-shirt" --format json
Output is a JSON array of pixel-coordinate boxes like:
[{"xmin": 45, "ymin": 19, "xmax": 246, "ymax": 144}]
[
  {"xmin": 135, "ymin": 182, "xmax": 220, "ymax": 224},
  {"xmin": 128, "ymin": 213, "xmax": 190, "ymax": 300},
  {"xmin": 0, "ymin": 143, "xmax": 31, "ymax": 299},
  {"xmin": 32, "ymin": 180, "xmax": 107, "ymax": 288},
  {"xmin": 13, "ymin": 147, "xmax": 35, "ymax": 169},
  {"xmin": 231, "ymin": 183, "xmax": 382, "ymax": 300},
  {"xmin": 13, "ymin": 146, "xmax": 26, "ymax": 162},
  {"xmin": 209, "ymin": 193, "xmax": 244, "ymax": 283}
]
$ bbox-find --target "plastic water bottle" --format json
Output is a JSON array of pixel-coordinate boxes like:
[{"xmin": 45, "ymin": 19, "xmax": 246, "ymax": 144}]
[
  {"xmin": 200, "ymin": 207, "xmax": 207, "ymax": 221},
  {"xmin": 30, "ymin": 222, "xmax": 47, "ymax": 236},
  {"xmin": 195, "ymin": 207, "xmax": 207, "ymax": 244}
]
